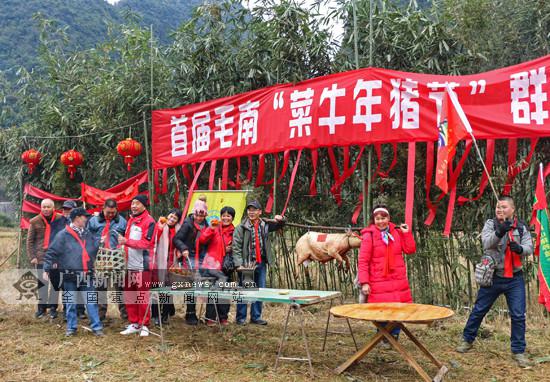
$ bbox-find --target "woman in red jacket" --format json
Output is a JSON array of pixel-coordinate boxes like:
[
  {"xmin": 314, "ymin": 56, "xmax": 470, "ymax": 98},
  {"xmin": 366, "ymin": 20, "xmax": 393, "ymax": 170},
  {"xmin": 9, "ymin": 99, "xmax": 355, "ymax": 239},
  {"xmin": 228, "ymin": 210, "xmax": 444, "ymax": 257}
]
[
  {"xmin": 357, "ymin": 204, "xmax": 417, "ymax": 340},
  {"xmin": 198, "ymin": 206, "xmax": 235, "ymax": 326}
]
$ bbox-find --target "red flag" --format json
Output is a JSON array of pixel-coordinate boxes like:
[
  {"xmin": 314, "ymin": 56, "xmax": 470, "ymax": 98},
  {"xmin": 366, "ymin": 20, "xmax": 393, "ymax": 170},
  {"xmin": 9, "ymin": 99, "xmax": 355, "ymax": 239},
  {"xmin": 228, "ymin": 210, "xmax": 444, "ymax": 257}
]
[
  {"xmin": 531, "ymin": 163, "xmax": 549, "ymax": 257},
  {"xmin": 435, "ymin": 91, "xmax": 470, "ymax": 194}
]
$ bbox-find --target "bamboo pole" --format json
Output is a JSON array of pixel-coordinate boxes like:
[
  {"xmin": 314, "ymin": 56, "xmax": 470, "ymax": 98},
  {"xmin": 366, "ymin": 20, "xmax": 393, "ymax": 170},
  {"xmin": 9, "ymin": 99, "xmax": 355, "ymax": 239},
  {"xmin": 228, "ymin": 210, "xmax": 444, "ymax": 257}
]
[
  {"xmin": 352, "ymin": 0, "xmax": 369, "ymax": 227},
  {"xmin": 273, "ymin": 154, "xmax": 278, "ymax": 215},
  {"xmin": 143, "ymin": 112, "xmax": 155, "ymax": 214},
  {"xmin": 16, "ymin": 150, "xmax": 24, "ymax": 268}
]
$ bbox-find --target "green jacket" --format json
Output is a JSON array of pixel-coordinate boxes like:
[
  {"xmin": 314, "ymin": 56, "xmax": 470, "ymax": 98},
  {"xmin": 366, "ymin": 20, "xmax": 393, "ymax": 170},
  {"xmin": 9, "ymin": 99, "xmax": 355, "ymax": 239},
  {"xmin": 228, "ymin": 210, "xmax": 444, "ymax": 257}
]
[{"xmin": 232, "ymin": 218, "xmax": 285, "ymax": 267}]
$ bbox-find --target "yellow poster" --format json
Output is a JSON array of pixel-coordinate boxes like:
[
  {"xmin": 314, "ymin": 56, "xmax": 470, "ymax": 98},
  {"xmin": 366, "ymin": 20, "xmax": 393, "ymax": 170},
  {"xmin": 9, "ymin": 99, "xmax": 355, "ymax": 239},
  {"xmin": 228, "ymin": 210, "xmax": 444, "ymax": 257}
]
[{"xmin": 188, "ymin": 190, "xmax": 248, "ymax": 226}]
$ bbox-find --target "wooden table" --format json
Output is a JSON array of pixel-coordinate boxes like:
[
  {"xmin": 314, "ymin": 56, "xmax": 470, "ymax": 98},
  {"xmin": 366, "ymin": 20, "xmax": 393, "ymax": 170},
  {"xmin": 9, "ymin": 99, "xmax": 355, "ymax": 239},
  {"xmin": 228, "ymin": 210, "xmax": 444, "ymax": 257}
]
[
  {"xmin": 331, "ymin": 303, "xmax": 454, "ymax": 382},
  {"xmin": 143, "ymin": 287, "xmax": 353, "ymax": 375}
]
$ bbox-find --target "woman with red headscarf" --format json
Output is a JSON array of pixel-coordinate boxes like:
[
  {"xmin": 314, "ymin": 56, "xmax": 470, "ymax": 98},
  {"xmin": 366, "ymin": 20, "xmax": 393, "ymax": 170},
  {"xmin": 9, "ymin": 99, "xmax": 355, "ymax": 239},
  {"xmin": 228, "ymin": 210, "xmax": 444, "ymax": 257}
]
[{"xmin": 357, "ymin": 204, "xmax": 417, "ymax": 341}]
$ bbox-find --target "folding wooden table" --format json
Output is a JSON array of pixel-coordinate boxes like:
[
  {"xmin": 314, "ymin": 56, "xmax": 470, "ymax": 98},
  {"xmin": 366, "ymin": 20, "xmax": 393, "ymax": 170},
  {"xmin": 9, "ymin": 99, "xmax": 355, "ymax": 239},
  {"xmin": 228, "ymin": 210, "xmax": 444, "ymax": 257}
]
[
  {"xmin": 331, "ymin": 303, "xmax": 454, "ymax": 382},
  {"xmin": 144, "ymin": 287, "xmax": 353, "ymax": 375}
]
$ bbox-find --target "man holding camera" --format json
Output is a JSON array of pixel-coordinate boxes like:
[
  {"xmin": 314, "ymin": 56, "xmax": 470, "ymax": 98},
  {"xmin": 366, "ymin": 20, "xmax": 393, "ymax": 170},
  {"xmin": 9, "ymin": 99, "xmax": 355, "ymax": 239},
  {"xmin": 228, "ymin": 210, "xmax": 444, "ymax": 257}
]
[{"xmin": 456, "ymin": 196, "xmax": 533, "ymax": 368}]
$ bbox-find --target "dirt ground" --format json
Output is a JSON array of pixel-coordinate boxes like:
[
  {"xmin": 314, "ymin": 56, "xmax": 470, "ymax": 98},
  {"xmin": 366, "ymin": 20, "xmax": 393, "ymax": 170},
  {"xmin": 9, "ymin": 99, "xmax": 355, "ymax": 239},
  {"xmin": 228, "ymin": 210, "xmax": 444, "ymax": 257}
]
[{"xmin": 1, "ymin": 229, "xmax": 549, "ymax": 382}]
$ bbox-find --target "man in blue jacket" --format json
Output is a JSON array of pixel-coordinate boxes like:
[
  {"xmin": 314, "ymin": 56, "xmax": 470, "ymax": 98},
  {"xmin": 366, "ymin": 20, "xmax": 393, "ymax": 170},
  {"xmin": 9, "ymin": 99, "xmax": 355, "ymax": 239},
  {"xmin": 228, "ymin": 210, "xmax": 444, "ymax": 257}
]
[
  {"xmin": 87, "ymin": 198, "xmax": 127, "ymax": 321},
  {"xmin": 44, "ymin": 208, "xmax": 104, "ymax": 337}
]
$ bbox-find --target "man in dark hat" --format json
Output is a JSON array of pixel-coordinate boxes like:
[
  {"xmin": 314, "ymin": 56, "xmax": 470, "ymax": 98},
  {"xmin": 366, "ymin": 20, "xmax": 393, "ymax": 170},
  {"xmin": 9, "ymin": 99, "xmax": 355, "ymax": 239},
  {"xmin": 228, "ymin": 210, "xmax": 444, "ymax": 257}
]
[
  {"xmin": 233, "ymin": 200, "xmax": 285, "ymax": 325},
  {"xmin": 43, "ymin": 208, "xmax": 104, "ymax": 337},
  {"xmin": 118, "ymin": 194, "xmax": 156, "ymax": 336},
  {"xmin": 62, "ymin": 200, "xmax": 78, "ymax": 224},
  {"xmin": 87, "ymin": 198, "xmax": 128, "ymax": 321}
]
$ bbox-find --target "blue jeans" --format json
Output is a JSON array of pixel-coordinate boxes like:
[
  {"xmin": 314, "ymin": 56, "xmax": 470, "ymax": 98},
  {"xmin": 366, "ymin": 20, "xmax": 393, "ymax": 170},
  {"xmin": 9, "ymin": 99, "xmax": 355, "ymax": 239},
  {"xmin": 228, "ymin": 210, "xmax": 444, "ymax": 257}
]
[
  {"xmin": 463, "ymin": 271, "xmax": 526, "ymax": 353},
  {"xmin": 63, "ymin": 278, "xmax": 103, "ymax": 332},
  {"xmin": 378, "ymin": 322, "xmax": 401, "ymax": 338},
  {"xmin": 236, "ymin": 262, "xmax": 266, "ymax": 322}
]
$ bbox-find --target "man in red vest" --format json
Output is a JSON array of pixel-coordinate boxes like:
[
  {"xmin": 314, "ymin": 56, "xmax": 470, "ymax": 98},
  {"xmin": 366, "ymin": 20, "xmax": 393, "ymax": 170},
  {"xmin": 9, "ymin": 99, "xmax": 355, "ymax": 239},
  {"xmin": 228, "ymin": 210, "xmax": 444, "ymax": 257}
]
[{"xmin": 118, "ymin": 195, "xmax": 156, "ymax": 337}]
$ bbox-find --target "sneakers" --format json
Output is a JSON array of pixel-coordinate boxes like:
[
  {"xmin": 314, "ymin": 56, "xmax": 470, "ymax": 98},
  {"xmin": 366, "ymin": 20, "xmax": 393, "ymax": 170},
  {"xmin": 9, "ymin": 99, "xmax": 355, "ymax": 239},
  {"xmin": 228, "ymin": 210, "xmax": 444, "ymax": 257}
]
[
  {"xmin": 49, "ymin": 309, "xmax": 58, "ymax": 319},
  {"xmin": 250, "ymin": 319, "xmax": 268, "ymax": 325},
  {"xmin": 220, "ymin": 319, "xmax": 229, "ymax": 326},
  {"xmin": 185, "ymin": 315, "xmax": 199, "ymax": 326},
  {"xmin": 92, "ymin": 329, "xmax": 105, "ymax": 337},
  {"xmin": 65, "ymin": 330, "xmax": 76, "ymax": 337},
  {"xmin": 236, "ymin": 319, "xmax": 247, "ymax": 326},
  {"xmin": 35, "ymin": 310, "xmax": 46, "ymax": 319},
  {"xmin": 455, "ymin": 340, "xmax": 473, "ymax": 353},
  {"xmin": 205, "ymin": 320, "xmax": 217, "ymax": 327},
  {"xmin": 120, "ymin": 324, "xmax": 141, "ymax": 335},
  {"xmin": 512, "ymin": 353, "xmax": 532, "ymax": 368},
  {"xmin": 139, "ymin": 326, "xmax": 149, "ymax": 337}
]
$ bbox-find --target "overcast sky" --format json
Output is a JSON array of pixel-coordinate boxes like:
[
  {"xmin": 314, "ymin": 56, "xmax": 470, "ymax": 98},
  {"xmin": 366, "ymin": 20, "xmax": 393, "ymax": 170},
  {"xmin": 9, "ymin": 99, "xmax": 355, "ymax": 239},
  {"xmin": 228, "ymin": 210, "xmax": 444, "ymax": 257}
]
[{"xmin": 104, "ymin": 0, "xmax": 344, "ymax": 41}]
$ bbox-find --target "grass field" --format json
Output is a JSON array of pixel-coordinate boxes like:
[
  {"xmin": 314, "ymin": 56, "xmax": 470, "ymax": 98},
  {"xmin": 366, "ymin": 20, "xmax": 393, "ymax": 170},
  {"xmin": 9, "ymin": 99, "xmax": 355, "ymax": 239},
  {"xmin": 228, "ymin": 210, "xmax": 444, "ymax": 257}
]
[{"xmin": 1, "ymin": 229, "xmax": 549, "ymax": 381}]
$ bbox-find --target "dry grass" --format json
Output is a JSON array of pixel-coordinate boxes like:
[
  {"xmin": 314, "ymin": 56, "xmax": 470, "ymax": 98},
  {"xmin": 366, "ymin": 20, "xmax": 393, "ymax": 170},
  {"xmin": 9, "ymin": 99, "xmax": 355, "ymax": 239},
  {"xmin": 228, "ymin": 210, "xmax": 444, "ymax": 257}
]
[{"xmin": 1, "ymin": 229, "xmax": 549, "ymax": 382}]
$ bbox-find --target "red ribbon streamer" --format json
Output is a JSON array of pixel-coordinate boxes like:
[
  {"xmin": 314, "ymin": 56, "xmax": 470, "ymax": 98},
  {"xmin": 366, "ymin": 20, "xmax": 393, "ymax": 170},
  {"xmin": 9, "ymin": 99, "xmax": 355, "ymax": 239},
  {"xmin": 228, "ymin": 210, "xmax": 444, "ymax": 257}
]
[
  {"xmin": 309, "ymin": 149, "xmax": 318, "ymax": 196},
  {"xmin": 502, "ymin": 139, "xmax": 518, "ymax": 196},
  {"xmin": 208, "ymin": 160, "xmax": 217, "ymax": 190},
  {"xmin": 173, "ymin": 167, "xmax": 181, "ymax": 208},
  {"xmin": 282, "ymin": 150, "xmax": 303, "ymax": 216},
  {"xmin": 181, "ymin": 162, "xmax": 206, "ymax": 223},
  {"xmin": 162, "ymin": 168, "xmax": 168, "ymax": 194},
  {"xmin": 458, "ymin": 139, "xmax": 495, "ymax": 205},
  {"xmin": 255, "ymin": 154, "xmax": 266, "ymax": 187},
  {"xmin": 327, "ymin": 148, "xmax": 342, "ymax": 205},
  {"xmin": 503, "ymin": 138, "xmax": 539, "ymax": 195},
  {"xmin": 247, "ymin": 156, "xmax": 253, "ymax": 183},
  {"xmin": 424, "ymin": 142, "xmax": 435, "ymax": 224},
  {"xmin": 425, "ymin": 140, "xmax": 472, "ymax": 226},
  {"xmin": 377, "ymin": 143, "xmax": 398, "ymax": 178},
  {"xmin": 222, "ymin": 159, "xmax": 229, "ymax": 190},
  {"xmin": 405, "ymin": 142, "xmax": 416, "ymax": 228},
  {"xmin": 182, "ymin": 165, "xmax": 192, "ymax": 186},
  {"xmin": 351, "ymin": 193, "xmax": 363, "ymax": 225}
]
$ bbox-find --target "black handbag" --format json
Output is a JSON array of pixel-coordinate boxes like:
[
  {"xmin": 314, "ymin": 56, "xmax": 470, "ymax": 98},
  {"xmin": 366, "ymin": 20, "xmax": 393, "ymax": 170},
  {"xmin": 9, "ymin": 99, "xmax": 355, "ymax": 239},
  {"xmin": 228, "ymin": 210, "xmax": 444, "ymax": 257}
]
[
  {"xmin": 222, "ymin": 252, "xmax": 235, "ymax": 274},
  {"xmin": 220, "ymin": 229, "xmax": 235, "ymax": 274}
]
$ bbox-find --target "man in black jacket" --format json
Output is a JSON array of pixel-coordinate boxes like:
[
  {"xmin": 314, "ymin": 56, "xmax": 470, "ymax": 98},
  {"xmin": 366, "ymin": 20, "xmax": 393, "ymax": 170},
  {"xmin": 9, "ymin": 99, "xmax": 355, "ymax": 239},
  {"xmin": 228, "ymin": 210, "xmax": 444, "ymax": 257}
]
[{"xmin": 44, "ymin": 208, "xmax": 104, "ymax": 337}]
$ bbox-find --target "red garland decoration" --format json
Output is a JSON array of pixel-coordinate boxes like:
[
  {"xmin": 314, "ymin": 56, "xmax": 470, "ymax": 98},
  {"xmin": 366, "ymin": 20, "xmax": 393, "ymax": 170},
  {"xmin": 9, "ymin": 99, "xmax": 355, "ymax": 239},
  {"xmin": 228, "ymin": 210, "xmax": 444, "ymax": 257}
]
[
  {"xmin": 117, "ymin": 138, "xmax": 142, "ymax": 171},
  {"xmin": 21, "ymin": 149, "xmax": 42, "ymax": 174},
  {"xmin": 60, "ymin": 149, "xmax": 83, "ymax": 179}
]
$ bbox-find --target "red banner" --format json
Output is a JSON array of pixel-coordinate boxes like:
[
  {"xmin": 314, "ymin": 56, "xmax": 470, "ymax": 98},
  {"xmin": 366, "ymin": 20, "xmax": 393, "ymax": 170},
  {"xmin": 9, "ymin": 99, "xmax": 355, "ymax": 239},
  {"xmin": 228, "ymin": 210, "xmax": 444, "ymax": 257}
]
[
  {"xmin": 152, "ymin": 55, "xmax": 550, "ymax": 168},
  {"xmin": 23, "ymin": 184, "xmax": 78, "ymax": 202},
  {"xmin": 81, "ymin": 181, "xmax": 139, "ymax": 206}
]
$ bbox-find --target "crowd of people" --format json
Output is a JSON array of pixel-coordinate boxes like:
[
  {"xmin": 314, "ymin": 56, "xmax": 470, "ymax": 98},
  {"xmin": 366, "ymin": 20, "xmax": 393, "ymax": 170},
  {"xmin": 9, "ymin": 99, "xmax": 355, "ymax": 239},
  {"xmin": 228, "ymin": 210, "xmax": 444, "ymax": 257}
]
[
  {"xmin": 28, "ymin": 194, "xmax": 284, "ymax": 338},
  {"xmin": 26, "ymin": 193, "xmax": 533, "ymax": 367}
]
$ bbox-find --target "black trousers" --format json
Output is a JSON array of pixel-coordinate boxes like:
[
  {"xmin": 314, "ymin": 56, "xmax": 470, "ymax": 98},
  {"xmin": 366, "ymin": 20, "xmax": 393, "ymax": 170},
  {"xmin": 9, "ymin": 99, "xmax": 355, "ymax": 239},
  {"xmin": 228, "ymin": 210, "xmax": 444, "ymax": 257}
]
[
  {"xmin": 202, "ymin": 268, "xmax": 230, "ymax": 321},
  {"xmin": 36, "ymin": 264, "xmax": 60, "ymax": 312}
]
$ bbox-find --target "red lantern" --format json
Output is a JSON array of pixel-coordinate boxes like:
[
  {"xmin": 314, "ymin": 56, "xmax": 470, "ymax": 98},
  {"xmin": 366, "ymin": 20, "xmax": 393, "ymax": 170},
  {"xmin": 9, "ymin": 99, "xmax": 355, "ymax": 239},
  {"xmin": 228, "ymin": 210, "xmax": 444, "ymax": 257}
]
[
  {"xmin": 117, "ymin": 138, "xmax": 142, "ymax": 171},
  {"xmin": 21, "ymin": 149, "xmax": 42, "ymax": 174},
  {"xmin": 60, "ymin": 149, "xmax": 83, "ymax": 179}
]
